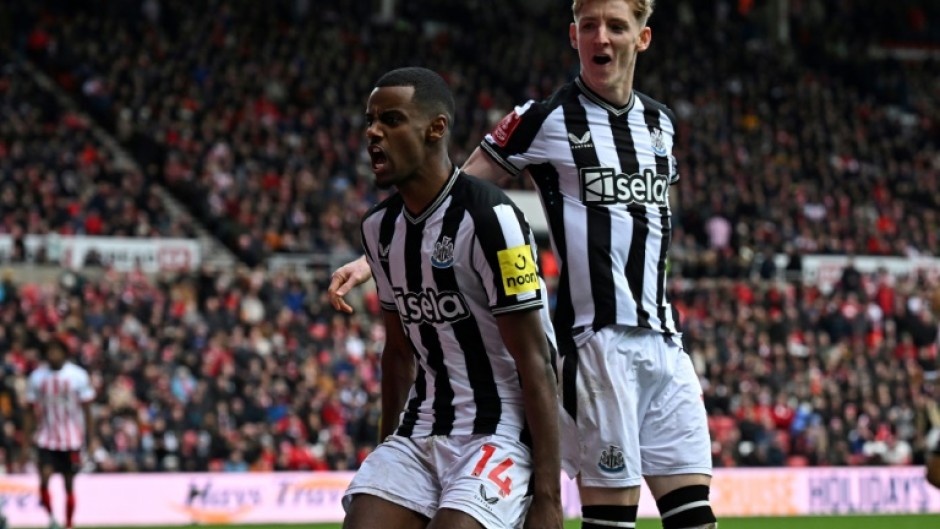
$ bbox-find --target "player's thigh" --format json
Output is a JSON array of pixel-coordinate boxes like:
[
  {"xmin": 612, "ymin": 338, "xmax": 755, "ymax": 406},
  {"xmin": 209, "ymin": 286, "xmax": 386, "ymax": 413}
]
[
  {"xmin": 344, "ymin": 493, "xmax": 429, "ymax": 529},
  {"xmin": 427, "ymin": 508, "xmax": 486, "ymax": 529},
  {"xmin": 343, "ymin": 435, "xmax": 439, "ymax": 520},
  {"xmin": 438, "ymin": 435, "xmax": 533, "ymax": 529},
  {"xmin": 639, "ymin": 339, "xmax": 712, "ymax": 485},
  {"xmin": 644, "ymin": 473, "xmax": 711, "ymax": 501},
  {"xmin": 578, "ymin": 480, "xmax": 641, "ymax": 507},
  {"xmin": 560, "ymin": 327, "xmax": 645, "ymax": 490}
]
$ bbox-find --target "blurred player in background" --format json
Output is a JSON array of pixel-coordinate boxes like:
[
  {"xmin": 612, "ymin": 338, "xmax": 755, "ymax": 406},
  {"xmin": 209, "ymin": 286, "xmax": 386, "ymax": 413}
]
[
  {"xmin": 331, "ymin": 1, "xmax": 717, "ymax": 528},
  {"xmin": 341, "ymin": 67, "xmax": 562, "ymax": 529},
  {"xmin": 23, "ymin": 337, "xmax": 95, "ymax": 529}
]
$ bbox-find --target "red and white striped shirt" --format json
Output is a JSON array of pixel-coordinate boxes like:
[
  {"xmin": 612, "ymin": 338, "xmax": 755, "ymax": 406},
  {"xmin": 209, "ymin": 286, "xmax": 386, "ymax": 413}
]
[{"xmin": 26, "ymin": 362, "xmax": 95, "ymax": 451}]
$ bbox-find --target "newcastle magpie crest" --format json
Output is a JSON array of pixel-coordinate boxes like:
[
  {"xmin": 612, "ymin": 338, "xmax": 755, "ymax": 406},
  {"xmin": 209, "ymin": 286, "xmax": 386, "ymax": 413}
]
[{"xmin": 431, "ymin": 236, "xmax": 455, "ymax": 268}]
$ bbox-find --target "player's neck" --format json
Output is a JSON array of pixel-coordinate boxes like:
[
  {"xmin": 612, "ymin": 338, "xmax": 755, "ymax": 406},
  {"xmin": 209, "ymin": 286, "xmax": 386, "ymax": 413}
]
[
  {"xmin": 580, "ymin": 75, "xmax": 635, "ymax": 108},
  {"xmin": 399, "ymin": 157, "xmax": 456, "ymax": 216}
]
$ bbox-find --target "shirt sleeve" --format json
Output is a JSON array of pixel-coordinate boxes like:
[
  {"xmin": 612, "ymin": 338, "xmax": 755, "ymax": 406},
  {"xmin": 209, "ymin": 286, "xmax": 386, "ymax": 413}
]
[
  {"xmin": 25, "ymin": 373, "xmax": 38, "ymax": 404},
  {"xmin": 480, "ymin": 100, "xmax": 553, "ymax": 177},
  {"xmin": 471, "ymin": 202, "xmax": 544, "ymax": 315},
  {"xmin": 78, "ymin": 369, "xmax": 95, "ymax": 403},
  {"xmin": 361, "ymin": 212, "xmax": 397, "ymax": 313}
]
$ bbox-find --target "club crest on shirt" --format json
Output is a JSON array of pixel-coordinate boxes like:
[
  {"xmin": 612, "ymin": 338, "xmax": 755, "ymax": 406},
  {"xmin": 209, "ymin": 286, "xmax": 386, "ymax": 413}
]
[
  {"xmin": 650, "ymin": 127, "xmax": 667, "ymax": 156},
  {"xmin": 597, "ymin": 444, "xmax": 626, "ymax": 473},
  {"xmin": 430, "ymin": 236, "xmax": 455, "ymax": 268}
]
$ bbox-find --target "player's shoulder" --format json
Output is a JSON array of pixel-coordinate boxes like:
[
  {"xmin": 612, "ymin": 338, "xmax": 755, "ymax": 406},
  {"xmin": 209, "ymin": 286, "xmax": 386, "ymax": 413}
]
[
  {"xmin": 30, "ymin": 362, "xmax": 54, "ymax": 375},
  {"xmin": 62, "ymin": 361, "xmax": 90, "ymax": 377},
  {"xmin": 634, "ymin": 90, "xmax": 678, "ymax": 129},
  {"xmin": 453, "ymin": 171, "xmax": 516, "ymax": 210},
  {"xmin": 519, "ymin": 80, "xmax": 581, "ymax": 120},
  {"xmin": 28, "ymin": 365, "xmax": 48, "ymax": 381},
  {"xmin": 499, "ymin": 80, "xmax": 581, "ymax": 127}
]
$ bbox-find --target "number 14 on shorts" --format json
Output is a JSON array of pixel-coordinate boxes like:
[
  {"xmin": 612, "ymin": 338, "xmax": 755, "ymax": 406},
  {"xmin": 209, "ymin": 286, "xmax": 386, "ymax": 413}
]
[{"xmin": 470, "ymin": 443, "xmax": 514, "ymax": 497}]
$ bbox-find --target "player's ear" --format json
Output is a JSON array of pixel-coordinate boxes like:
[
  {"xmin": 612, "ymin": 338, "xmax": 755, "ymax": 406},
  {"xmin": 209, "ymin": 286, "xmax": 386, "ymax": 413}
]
[
  {"xmin": 637, "ymin": 26, "xmax": 651, "ymax": 52},
  {"xmin": 569, "ymin": 22, "xmax": 578, "ymax": 49},
  {"xmin": 427, "ymin": 114, "xmax": 448, "ymax": 142}
]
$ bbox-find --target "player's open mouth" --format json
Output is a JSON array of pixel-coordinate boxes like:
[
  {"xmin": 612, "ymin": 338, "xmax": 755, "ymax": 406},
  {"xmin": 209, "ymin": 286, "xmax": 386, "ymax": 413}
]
[
  {"xmin": 368, "ymin": 145, "xmax": 389, "ymax": 172},
  {"xmin": 593, "ymin": 55, "xmax": 612, "ymax": 65}
]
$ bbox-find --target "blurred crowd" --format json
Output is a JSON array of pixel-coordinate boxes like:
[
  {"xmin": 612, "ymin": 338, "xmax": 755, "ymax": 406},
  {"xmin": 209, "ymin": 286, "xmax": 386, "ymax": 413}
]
[
  {"xmin": 0, "ymin": 0, "xmax": 937, "ymax": 472},
  {"xmin": 0, "ymin": 265, "xmax": 937, "ymax": 473},
  {"xmin": 8, "ymin": 1, "xmax": 938, "ymax": 268},
  {"xmin": 0, "ymin": 266, "xmax": 382, "ymax": 472},
  {"xmin": 0, "ymin": 57, "xmax": 195, "ymax": 248}
]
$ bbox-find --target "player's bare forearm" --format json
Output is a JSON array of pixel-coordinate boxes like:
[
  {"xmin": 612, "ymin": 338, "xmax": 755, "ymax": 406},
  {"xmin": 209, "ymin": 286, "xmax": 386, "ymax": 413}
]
[
  {"xmin": 380, "ymin": 310, "xmax": 416, "ymax": 440},
  {"xmin": 461, "ymin": 147, "xmax": 515, "ymax": 187},
  {"xmin": 83, "ymin": 402, "xmax": 93, "ymax": 448},
  {"xmin": 497, "ymin": 309, "xmax": 561, "ymax": 502}
]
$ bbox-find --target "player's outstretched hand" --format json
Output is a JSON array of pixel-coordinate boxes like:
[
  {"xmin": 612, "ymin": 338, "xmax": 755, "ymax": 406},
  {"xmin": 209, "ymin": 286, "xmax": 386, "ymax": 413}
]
[
  {"xmin": 328, "ymin": 255, "xmax": 372, "ymax": 314},
  {"xmin": 523, "ymin": 496, "xmax": 564, "ymax": 529}
]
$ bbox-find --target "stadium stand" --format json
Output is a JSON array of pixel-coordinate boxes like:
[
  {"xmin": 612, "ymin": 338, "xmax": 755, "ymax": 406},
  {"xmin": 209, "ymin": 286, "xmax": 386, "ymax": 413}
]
[
  {"xmin": 0, "ymin": 58, "xmax": 196, "ymax": 250},
  {"xmin": 1, "ymin": 0, "xmax": 938, "ymax": 472},
  {"xmin": 13, "ymin": 1, "xmax": 940, "ymax": 269}
]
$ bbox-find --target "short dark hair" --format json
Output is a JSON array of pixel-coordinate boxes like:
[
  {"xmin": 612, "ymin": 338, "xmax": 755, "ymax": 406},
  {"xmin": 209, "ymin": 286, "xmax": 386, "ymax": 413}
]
[{"xmin": 375, "ymin": 67, "xmax": 455, "ymax": 125}]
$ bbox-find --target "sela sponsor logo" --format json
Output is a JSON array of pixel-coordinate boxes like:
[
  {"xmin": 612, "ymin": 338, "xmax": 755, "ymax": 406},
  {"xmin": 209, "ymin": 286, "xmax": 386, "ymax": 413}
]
[
  {"xmin": 393, "ymin": 287, "xmax": 471, "ymax": 324},
  {"xmin": 497, "ymin": 244, "xmax": 539, "ymax": 297},
  {"xmin": 650, "ymin": 127, "xmax": 667, "ymax": 156},
  {"xmin": 580, "ymin": 167, "xmax": 669, "ymax": 206},
  {"xmin": 430, "ymin": 236, "xmax": 455, "ymax": 268},
  {"xmin": 567, "ymin": 130, "xmax": 594, "ymax": 150},
  {"xmin": 597, "ymin": 444, "xmax": 626, "ymax": 473}
]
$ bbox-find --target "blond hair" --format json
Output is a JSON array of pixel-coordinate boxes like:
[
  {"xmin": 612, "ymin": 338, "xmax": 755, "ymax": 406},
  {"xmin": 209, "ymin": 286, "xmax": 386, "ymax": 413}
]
[{"xmin": 571, "ymin": 0, "xmax": 655, "ymax": 26}]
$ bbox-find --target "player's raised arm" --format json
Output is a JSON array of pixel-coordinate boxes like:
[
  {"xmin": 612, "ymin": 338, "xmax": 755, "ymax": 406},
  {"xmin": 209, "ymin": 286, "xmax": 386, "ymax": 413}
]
[
  {"xmin": 461, "ymin": 146, "xmax": 516, "ymax": 186},
  {"xmin": 497, "ymin": 309, "xmax": 563, "ymax": 529},
  {"xmin": 378, "ymin": 309, "xmax": 415, "ymax": 441}
]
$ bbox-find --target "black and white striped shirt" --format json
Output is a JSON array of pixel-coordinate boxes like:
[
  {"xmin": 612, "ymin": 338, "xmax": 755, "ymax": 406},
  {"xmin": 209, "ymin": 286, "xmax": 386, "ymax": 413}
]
[
  {"xmin": 481, "ymin": 76, "xmax": 681, "ymax": 344},
  {"xmin": 362, "ymin": 168, "xmax": 554, "ymax": 438}
]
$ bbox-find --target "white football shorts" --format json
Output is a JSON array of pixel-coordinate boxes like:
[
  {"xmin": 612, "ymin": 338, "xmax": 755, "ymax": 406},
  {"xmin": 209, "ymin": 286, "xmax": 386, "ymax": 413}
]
[
  {"xmin": 559, "ymin": 326, "xmax": 712, "ymax": 488},
  {"xmin": 343, "ymin": 434, "xmax": 533, "ymax": 529}
]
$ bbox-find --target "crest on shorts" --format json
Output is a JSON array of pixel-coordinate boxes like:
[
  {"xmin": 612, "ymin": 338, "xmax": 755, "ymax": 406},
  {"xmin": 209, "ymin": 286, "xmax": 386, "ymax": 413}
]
[
  {"xmin": 479, "ymin": 484, "xmax": 500, "ymax": 505},
  {"xmin": 650, "ymin": 127, "xmax": 667, "ymax": 156},
  {"xmin": 430, "ymin": 236, "xmax": 455, "ymax": 268},
  {"xmin": 597, "ymin": 444, "xmax": 626, "ymax": 473}
]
